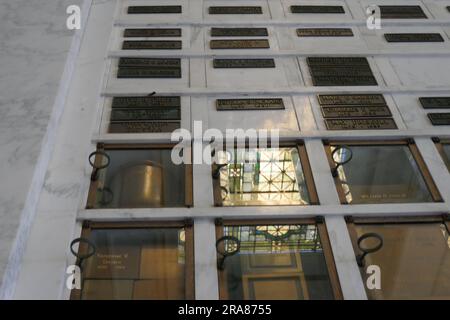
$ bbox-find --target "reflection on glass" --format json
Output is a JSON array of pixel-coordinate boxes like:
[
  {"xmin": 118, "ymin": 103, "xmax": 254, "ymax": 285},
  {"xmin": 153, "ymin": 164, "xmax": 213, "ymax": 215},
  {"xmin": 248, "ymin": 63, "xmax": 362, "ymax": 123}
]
[
  {"xmin": 93, "ymin": 149, "xmax": 185, "ymax": 208},
  {"xmin": 441, "ymin": 144, "xmax": 450, "ymax": 172},
  {"xmin": 221, "ymin": 224, "xmax": 335, "ymax": 300},
  {"xmin": 80, "ymin": 228, "xmax": 186, "ymax": 300},
  {"xmin": 218, "ymin": 147, "xmax": 311, "ymax": 206},
  {"xmin": 331, "ymin": 145, "xmax": 433, "ymax": 204},
  {"xmin": 354, "ymin": 222, "xmax": 450, "ymax": 299}
]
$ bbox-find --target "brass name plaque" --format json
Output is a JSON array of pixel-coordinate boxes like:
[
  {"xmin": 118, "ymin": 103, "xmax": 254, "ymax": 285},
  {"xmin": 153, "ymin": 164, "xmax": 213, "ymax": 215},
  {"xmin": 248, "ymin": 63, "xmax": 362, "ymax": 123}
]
[
  {"xmin": 122, "ymin": 40, "xmax": 182, "ymax": 50},
  {"xmin": 325, "ymin": 118, "xmax": 397, "ymax": 130},
  {"xmin": 119, "ymin": 58, "xmax": 181, "ymax": 68},
  {"xmin": 290, "ymin": 6, "xmax": 345, "ymax": 14},
  {"xmin": 312, "ymin": 76, "xmax": 378, "ymax": 86},
  {"xmin": 211, "ymin": 28, "xmax": 268, "ymax": 37},
  {"xmin": 297, "ymin": 28, "xmax": 353, "ymax": 37},
  {"xmin": 384, "ymin": 33, "xmax": 444, "ymax": 42},
  {"xmin": 111, "ymin": 108, "xmax": 181, "ymax": 121},
  {"xmin": 209, "ymin": 6, "xmax": 263, "ymax": 14},
  {"xmin": 112, "ymin": 96, "xmax": 181, "ymax": 108},
  {"xmin": 109, "ymin": 121, "xmax": 180, "ymax": 133},
  {"xmin": 321, "ymin": 106, "xmax": 392, "ymax": 118},
  {"xmin": 216, "ymin": 99, "xmax": 285, "ymax": 111},
  {"xmin": 318, "ymin": 94, "xmax": 386, "ymax": 106},
  {"xmin": 210, "ymin": 39, "xmax": 270, "ymax": 49},
  {"xmin": 117, "ymin": 68, "xmax": 181, "ymax": 78},
  {"xmin": 124, "ymin": 29, "xmax": 182, "ymax": 38},
  {"xmin": 213, "ymin": 59, "xmax": 275, "ymax": 68},
  {"xmin": 307, "ymin": 57, "xmax": 369, "ymax": 66},
  {"xmin": 379, "ymin": 6, "xmax": 427, "ymax": 19},
  {"xmin": 419, "ymin": 97, "xmax": 450, "ymax": 109},
  {"xmin": 428, "ymin": 113, "xmax": 450, "ymax": 125},
  {"xmin": 127, "ymin": 6, "xmax": 182, "ymax": 14},
  {"xmin": 309, "ymin": 66, "xmax": 374, "ymax": 77}
]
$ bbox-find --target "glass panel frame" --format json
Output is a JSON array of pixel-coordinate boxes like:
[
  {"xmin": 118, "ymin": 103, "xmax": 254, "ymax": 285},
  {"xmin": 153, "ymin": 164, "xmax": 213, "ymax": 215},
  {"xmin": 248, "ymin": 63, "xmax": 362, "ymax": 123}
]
[
  {"xmin": 346, "ymin": 215, "xmax": 450, "ymax": 300},
  {"xmin": 86, "ymin": 143, "xmax": 193, "ymax": 209},
  {"xmin": 215, "ymin": 218, "xmax": 342, "ymax": 300},
  {"xmin": 433, "ymin": 137, "xmax": 450, "ymax": 172},
  {"xmin": 324, "ymin": 139, "xmax": 442, "ymax": 204},
  {"xmin": 212, "ymin": 142, "xmax": 319, "ymax": 207},
  {"xmin": 70, "ymin": 220, "xmax": 195, "ymax": 300}
]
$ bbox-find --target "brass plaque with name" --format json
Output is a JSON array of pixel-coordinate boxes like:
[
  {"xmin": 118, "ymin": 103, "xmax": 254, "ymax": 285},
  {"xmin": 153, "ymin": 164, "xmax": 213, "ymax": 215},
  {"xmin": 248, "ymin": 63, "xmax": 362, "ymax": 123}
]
[
  {"xmin": 384, "ymin": 33, "xmax": 444, "ymax": 42},
  {"xmin": 119, "ymin": 58, "xmax": 181, "ymax": 68},
  {"xmin": 325, "ymin": 118, "xmax": 397, "ymax": 130},
  {"xmin": 216, "ymin": 99, "xmax": 285, "ymax": 111},
  {"xmin": 307, "ymin": 57, "xmax": 369, "ymax": 66},
  {"xmin": 211, "ymin": 28, "xmax": 268, "ymax": 37},
  {"xmin": 309, "ymin": 66, "xmax": 374, "ymax": 77},
  {"xmin": 379, "ymin": 6, "xmax": 427, "ymax": 19},
  {"xmin": 312, "ymin": 76, "xmax": 378, "ymax": 86},
  {"xmin": 290, "ymin": 6, "xmax": 345, "ymax": 14},
  {"xmin": 297, "ymin": 28, "xmax": 353, "ymax": 37},
  {"xmin": 122, "ymin": 41, "xmax": 182, "ymax": 50},
  {"xmin": 109, "ymin": 121, "xmax": 180, "ymax": 133},
  {"xmin": 111, "ymin": 108, "xmax": 181, "ymax": 121},
  {"xmin": 118, "ymin": 68, "xmax": 181, "ymax": 78},
  {"xmin": 419, "ymin": 97, "xmax": 450, "ymax": 109},
  {"xmin": 127, "ymin": 6, "xmax": 182, "ymax": 14},
  {"xmin": 428, "ymin": 113, "xmax": 450, "ymax": 125},
  {"xmin": 209, "ymin": 6, "xmax": 263, "ymax": 14},
  {"xmin": 112, "ymin": 96, "xmax": 181, "ymax": 108},
  {"xmin": 318, "ymin": 94, "xmax": 386, "ymax": 106},
  {"xmin": 210, "ymin": 39, "xmax": 270, "ymax": 49},
  {"xmin": 213, "ymin": 59, "xmax": 275, "ymax": 68},
  {"xmin": 321, "ymin": 106, "xmax": 392, "ymax": 118},
  {"xmin": 124, "ymin": 29, "xmax": 182, "ymax": 38}
]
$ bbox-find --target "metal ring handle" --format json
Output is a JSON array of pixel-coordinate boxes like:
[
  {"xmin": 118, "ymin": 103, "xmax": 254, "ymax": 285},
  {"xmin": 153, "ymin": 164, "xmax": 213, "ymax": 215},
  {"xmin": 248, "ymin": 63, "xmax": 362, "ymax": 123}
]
[
  {"xmin": 220, "ymin": 186, "xmax": 229, "ymax": 201},
  {"xmin": 216, "ymin": 236, "xmax": 241, "ymax": 257},
  {"xmin": 70, "ymin": 237, "xmax": 96, "ymax": 261},
  {"xmin": 98, "ymin": 187, "xmax": 114, "ymax": 206},
  {"xmin": 88, "ymin": 151, "xmax": 110, "ymax": 170},
  {"xmin": 356, "ymin": 233, "xmax": 383, "ymax": 267},
  {"xmin": 212, "ymin": 163, "xmax": 228, "ymax": 179},
  {"xmin": 331, "ymin": 145, "xmax": 353, "ymax": 177}
]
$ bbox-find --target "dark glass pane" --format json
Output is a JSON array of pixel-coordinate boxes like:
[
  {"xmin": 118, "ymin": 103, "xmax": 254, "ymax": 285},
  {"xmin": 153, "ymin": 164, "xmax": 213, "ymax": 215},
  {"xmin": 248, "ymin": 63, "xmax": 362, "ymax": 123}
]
[
  {"xmin": 332, "ymin": 145, "xmax": 433, "ymax": 204},
  {"xmin": 80, "ymin": 228, "xmax": 186, "ymax": 300},
  {"xmin": 93, "ymin": 149, "xmax": 185, "ymax": 208},
  {"xmin": 221, "ymin": 224, "xmax": 334, "ymax": 299},
  {"xmin": 353, "ymin": 222, "xmax": 450, "ymax": 299},
  {"xmin": 441, "ymin": 144, "xmax": 450, "ymax": 171}
]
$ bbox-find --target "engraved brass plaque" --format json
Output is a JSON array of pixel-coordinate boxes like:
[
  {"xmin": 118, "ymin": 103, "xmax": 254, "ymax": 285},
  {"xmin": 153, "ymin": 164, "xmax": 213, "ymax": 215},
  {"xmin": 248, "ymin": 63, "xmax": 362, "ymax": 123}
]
[
  {"xmin": 419, "ymin": 97, "xmax": 450, "ymax": 109},
  {"xmin": 307, "ymin": 57, "xmax": 369, "ymax": 66},
  {"xmin": 297, "ymin": 28, "xmax": 353, "ymax": 37},
  {"xmin": 119, "ymin": 58, "xmax": 181, "ymax": 68},
  {"xmin": 111, "ymin": 108, "xmax": 181, "ymax": 121},
  {"xmin": 321, "ymin": 106, "xmax": 392, "ymax": 118},
  {"xmin": 384, "ymin": 33, "xmax": 444, "ymax": 42},
  {"xmin": 117, "ymin": 68, "xmax": 181, "ymax": 78},
  {"xmin": 290, "ymin": 6, "xmax": 345, "ymax": 14},
  {"xmin": 122, "ymin": 41, "xmax": 182, "ymax": 50},
  {"xmin": 428, "ymin": 113, "xmax": 450, "ymax": 125},
  {"xmin": 309, "ymin": 66, "xmax": 374, "ymax": 77},
  {"xmin": 318, "ymin": 94, "xmax": 386, "ymax": 106},
  {"xmin": 109, "ymin": 121, "xmax": 180, "ymax": 133},
  {"xmin": 112, "ymin": 96, "xmax": 181, "ymax": 108},
  {"xmin": 211, "ymin": 28, "xmax": 268, "ymax": 37},
  {"xmin": 312, "ymin": 76, "xmax": 378, "ymax": 86},
  {"xmin": 124, "ymin": 29, "xmax": 182, "ymax": 38},
  {"xmin": 209, "ymin": 6, "xmax": 263, "ymax": 14},
  {"xmin": 213, "ymin": 59, "xmax": 275, "ymax": 68},
  {"xmin": 216, "ymin": 99, "xmax": 285, "ymax": 111},
  {"xmin": 378, "ymin": 6, "xmax": 427, "ymax": 19},
  {"xmin": 210, "ymin": 39, "xmax": 270, "ymax": 49},
  {"xmin": 325, "ymin": 118, "xmax": 397, "ymax": 130},
  {"xmin": 127, "ymin": 6, "xmax": 182, "ymax": 14}
]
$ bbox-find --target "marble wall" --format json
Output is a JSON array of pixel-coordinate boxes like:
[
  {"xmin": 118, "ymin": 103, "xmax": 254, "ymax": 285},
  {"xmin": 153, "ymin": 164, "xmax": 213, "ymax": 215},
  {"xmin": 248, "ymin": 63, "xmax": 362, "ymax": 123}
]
[{"xmin": 0, "ymin": 0, "xmax": 85, "ymax": 298}]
